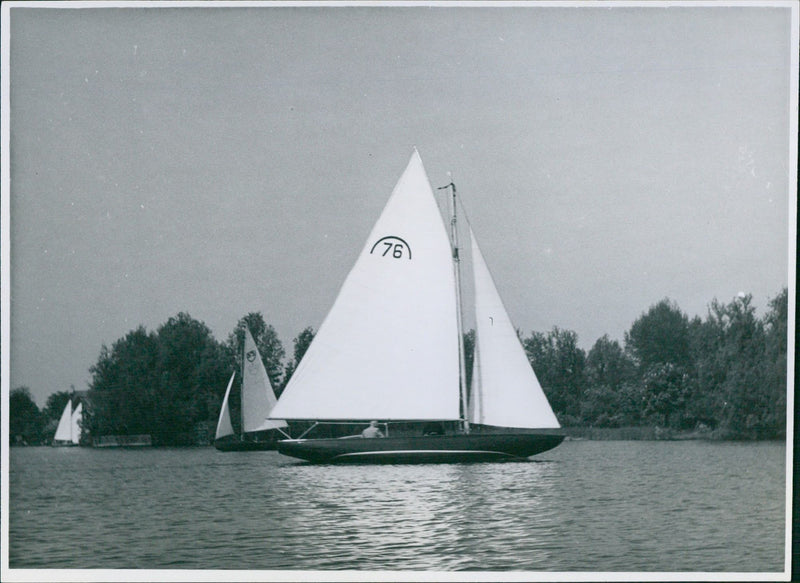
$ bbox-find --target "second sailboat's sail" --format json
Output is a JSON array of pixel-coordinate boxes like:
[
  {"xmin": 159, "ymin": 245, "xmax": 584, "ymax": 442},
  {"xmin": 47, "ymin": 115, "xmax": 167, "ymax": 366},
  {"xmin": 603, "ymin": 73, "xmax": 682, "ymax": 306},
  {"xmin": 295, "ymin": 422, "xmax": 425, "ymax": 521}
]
[{"xmin": 241, "ymin": 327, "xmax": 287, "ymax": 432}]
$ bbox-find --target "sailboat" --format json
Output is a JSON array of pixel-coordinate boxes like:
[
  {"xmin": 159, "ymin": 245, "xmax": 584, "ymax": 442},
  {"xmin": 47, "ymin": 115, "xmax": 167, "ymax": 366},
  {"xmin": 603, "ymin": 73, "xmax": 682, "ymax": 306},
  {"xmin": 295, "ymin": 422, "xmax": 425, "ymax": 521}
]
[
  {"xmin": 269, "ymin": 150, "xmax": 563, "ymax": 463},
  {"xmin": 53, "ymin": 399, "xmax": 82, "ymax": 446},
  {"xmin": 214, "ymin": 326, "xmax": 288, "ymax": 451}
]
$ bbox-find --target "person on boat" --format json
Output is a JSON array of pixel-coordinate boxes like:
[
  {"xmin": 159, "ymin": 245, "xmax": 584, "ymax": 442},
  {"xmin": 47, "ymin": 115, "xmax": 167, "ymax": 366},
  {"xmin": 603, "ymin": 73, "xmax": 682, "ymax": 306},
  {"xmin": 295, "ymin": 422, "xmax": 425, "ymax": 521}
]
[
  {"xmin": 423, "ymin": 422, "xmax": 445, "ymax": 436},
  {"xmin": 361, "ymin": 420, "xmax": 384, "ymax": 438}
]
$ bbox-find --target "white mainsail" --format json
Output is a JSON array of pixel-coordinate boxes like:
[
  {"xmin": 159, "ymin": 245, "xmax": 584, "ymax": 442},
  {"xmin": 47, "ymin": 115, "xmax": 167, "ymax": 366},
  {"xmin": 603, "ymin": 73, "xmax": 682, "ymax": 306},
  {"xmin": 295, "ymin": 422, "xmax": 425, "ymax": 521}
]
[
  {"xmin": 215, "ymin": 372, "xmax": 236, "ymax": 440},
  {"xmin": 271, "ymin": 150, "xmax": 460, "ymax": 421},
  {"xmin": 241, "ymin": 327, "xmax": 287, "ymax": 432},
  {"xmin": 54, "ymin": 400, "xmax": 72, "ymax": 442},
  {"xmin": 468, "ymin": 228, "xmax": 561, "ymax": 429},
  {"xmin": 70, "ymin": 402, "xmax": 83, "ymax": 444}
]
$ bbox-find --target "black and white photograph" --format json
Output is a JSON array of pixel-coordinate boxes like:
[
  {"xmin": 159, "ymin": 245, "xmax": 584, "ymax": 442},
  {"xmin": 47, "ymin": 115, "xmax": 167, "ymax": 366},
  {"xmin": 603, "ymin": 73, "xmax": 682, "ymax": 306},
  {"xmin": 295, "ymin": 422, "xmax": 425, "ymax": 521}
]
[{"xmin": 2, "ymin": 1, "xmax": 796, "ymax": 580}]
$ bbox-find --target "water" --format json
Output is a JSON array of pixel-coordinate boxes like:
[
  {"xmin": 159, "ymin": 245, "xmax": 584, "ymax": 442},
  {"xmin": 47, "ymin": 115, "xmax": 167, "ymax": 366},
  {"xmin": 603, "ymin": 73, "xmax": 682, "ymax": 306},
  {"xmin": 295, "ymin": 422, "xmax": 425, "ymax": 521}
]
[{"xmin": 8, "ymin": 440, "xmax": 786, "ymax": 574}]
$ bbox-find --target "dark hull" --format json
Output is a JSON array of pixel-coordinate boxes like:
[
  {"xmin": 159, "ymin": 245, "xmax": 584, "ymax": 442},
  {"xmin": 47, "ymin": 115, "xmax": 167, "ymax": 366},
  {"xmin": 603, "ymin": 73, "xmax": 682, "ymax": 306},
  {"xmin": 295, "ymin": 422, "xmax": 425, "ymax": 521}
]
[
  {"xmin": 213, "ymin": 438, "xmax": 278, "ymax": 452},
  {"xmin": 277, "ymin": 432, "xmax": 564, "ymax": 464}
]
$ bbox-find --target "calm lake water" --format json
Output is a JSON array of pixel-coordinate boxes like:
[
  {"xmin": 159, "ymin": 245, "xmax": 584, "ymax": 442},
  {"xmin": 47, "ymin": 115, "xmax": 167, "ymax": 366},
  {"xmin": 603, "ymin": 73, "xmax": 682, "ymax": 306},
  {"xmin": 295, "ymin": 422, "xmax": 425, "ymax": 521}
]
[{"xmin": 7, "ymin": 440, "xmax": 787, "ymax": 575}]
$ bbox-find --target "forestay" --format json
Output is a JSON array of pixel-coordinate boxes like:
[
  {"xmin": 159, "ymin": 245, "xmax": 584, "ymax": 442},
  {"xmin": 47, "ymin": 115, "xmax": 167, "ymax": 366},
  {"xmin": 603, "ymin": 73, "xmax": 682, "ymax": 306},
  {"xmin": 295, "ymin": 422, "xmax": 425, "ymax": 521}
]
[
  {"xmin": 270, "ymin": 150, "xmax": 461, "ymax": 421},
  {"xmin": 242, "ymin": 327, "xmax": 287, "ymax": 432},
  {"xmin": 468, "ymin": 228, "xmax": 560, "ymax": 429}
]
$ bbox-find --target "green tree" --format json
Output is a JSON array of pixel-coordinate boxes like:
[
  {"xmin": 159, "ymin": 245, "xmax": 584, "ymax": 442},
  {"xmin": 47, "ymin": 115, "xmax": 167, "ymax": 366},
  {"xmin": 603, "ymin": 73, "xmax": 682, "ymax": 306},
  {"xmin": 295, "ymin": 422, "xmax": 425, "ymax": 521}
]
[
  {"xmin": 686, "ymin": 314, "xmax": 728, "ymax": 429},
  {"xmin": 280, "ymin": 326, "xmax": 315, "ymax": 394},
  {"xmin": 87, "ymin": 326, "xmax": 160, "ymax": 438},
  {"xmin": 523, "ymin": 327, "xmax": 586, "ymax": 424},
  {"xmin": 582, "ymin": 335, "xmax": 638, "ymax": 426},
  {"xmin": 625, "ymin": 298, "xmax": 691, "ymax": 370},
  {"xmin": 10, "ymin": 387, "xmax": 42, "ymax": 445},
  {"xmin": 707, "ymin": 294, "xmax": 769, "ymax": 438},
  {"xmin": 586, "ymin": 335, "xmax": 635, "ymax": 389},
  {"xmin": 625, "ymin": 299, "xmax": 692, "ymax": 428},
  {"xmin": 640, "ymin": 362, "xmax": 690, "ymax": 428},
  {"xmin": 43, "ymin": 390, "xmax": 73, "ymax": 423},
  {"xmin": 87, "ymin": 313, "xmax": 231, "ymax": 445},
  {"xmin": 760, "ymin": 288, "xmax": 788, "ymax": 437},
  {"xmin": 154, "ymin": 312, "xmax": 230, "ymax": 445}
]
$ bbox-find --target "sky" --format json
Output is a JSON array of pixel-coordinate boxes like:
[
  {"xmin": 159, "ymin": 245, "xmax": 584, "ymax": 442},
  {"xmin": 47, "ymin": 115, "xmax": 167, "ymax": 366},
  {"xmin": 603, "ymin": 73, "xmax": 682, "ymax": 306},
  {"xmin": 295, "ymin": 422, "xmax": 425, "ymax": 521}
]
[{"xmin": 3, "ymin": 2, "xmax": 797, "ymax": 408}]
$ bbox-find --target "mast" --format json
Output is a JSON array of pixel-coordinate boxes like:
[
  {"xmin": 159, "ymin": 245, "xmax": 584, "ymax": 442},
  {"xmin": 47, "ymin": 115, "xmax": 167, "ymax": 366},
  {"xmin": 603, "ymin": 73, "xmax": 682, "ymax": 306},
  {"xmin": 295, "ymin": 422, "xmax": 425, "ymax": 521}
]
[{"xmin": 439, "ymin": 181, "xmax": 470, "ymax": 434}]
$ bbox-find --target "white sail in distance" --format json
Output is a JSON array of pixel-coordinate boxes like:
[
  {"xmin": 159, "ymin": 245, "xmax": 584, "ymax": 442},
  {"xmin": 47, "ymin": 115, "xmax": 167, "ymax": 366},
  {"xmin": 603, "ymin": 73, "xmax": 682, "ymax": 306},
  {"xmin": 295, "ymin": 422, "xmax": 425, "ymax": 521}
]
[
  {"xmin": 271, "ymin": 150, "xmax": 461, "ymax": 421},
  {"xmin": 215, "ymin": 372, "xmax": 236, "ymax": 440},
  {"xmin": 241, "ymin": 327, "xmax": 287, "ymax": 432},
  {"xmin": 54, "ymin": 400, "xmax": 72, "ymax": 442},
  {"xmin": 468, "ymin": 228, "xmax": 560, "ymax": 429},
  {"xmin": 70, "ymin": 402, "xmax": 83, "ymax": 444}
]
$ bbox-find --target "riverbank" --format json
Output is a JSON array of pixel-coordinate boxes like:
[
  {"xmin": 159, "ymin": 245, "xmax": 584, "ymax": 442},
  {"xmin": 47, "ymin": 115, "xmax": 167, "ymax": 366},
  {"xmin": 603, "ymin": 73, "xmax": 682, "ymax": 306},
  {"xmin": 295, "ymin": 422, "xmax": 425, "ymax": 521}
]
[{"xmin": 563, "ymin": 426, "xmax": 720, "ymax": 441}]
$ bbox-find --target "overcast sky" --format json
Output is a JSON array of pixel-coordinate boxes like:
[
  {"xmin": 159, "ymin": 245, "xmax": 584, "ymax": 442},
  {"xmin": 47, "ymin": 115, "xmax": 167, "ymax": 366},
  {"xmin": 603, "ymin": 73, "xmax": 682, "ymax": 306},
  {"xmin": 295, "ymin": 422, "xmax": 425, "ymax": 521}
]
[{"xmin": 4, "ymin": 2, "xmax": 796, "ymax": 407}]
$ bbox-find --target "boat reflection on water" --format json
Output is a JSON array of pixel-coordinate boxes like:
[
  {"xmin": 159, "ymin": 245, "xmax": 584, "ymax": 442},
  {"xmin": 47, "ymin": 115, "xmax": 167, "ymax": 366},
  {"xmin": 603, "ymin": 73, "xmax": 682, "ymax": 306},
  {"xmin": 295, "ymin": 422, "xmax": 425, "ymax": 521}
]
[{"xmin": 278, "ymin": 458, "xmax": 560, "ymax": 570}]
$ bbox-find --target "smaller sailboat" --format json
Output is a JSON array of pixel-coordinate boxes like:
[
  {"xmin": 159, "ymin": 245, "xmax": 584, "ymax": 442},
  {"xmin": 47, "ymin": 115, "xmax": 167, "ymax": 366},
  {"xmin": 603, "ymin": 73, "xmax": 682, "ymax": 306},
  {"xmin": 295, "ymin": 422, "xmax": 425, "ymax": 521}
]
[
  {"xmin": 214, "ymin": 326, "xmax": 288, "ymax": 451},
  {"xmin": 52, "ymin": 399, "xmax": 82, "ymax": 446}
]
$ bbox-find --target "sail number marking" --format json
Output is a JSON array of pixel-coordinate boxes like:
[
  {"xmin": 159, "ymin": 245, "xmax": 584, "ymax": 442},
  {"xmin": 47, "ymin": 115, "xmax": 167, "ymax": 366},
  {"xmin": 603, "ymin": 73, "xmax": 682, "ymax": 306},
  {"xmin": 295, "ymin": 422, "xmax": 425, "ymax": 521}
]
[{"xmin": 370, "ymin": 236, "xmax": 412, "ymax": 260}]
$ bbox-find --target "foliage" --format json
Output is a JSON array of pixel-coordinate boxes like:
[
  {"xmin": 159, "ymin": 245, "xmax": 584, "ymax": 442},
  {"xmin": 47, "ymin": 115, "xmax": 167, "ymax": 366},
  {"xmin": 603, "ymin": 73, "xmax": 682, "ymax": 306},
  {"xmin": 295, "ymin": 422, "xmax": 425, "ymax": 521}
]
[
  {"xmin": 88, "ymin": 314, "xmax": 232, "ymax": 445},
  {"xmin": 9, "ymin": 387, "xmax": 43, "ymax": 445},
  {"xmin": 761, "ymin": 289, "xmax": 788, "ymax": 437},
  {"xmin": 33, "ymin": 287, "xmax": 786, "ymax": 445},
  {"xmin": 523, "ymin": 327, "xmax": 586, "ymax": 424},
  {"xmin": 43, "ymin": 390, "xmax": 74, "ymax": 423},
  {"xmin": 280, "ymin": 327, "xmax": 315, "ymax": 393},
  {"xmin": 581, "ymin": 336, "xmax": 638, "ymax": 427},
  {"xmin": 640, "ymin": 362, "xmax": 691, "ymax": 429},
  {"xmin": 87, "ymin": 326, "xmax": 161, "ymax": 439},
  {"xmin": 517, "ymin": 290, "xmax": 787, "ymax": 438},
  {"xmin": 625, "ymin": 298, "xmax": 691, "ymax": 369},
  {"xmin": 697, "ymin": 293, "xmax": 775, "ymax": 438}
]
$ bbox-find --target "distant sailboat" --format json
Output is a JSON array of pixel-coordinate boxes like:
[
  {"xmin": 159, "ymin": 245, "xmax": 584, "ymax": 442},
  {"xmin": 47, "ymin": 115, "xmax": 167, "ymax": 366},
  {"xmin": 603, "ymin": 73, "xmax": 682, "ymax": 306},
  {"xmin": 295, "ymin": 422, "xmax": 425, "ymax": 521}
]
[
  {"xmin": 214, "ymin": 326, "xmax": 288, "ymax": 451},
  {"xmin": 270, "ymin": 150, "xmax": 563, "ymax": 463},
  {"xmin": 53, "ymin": 399, "xmax": 82, "ymax": 446}
]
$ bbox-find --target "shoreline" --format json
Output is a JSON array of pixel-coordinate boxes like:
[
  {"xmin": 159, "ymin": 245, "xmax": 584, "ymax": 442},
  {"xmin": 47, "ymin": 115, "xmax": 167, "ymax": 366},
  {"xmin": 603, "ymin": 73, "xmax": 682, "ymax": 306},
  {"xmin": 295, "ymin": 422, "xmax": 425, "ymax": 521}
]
[{"xmin": 561, "ymin": 426, "xmax": 785, "ymax": 441}]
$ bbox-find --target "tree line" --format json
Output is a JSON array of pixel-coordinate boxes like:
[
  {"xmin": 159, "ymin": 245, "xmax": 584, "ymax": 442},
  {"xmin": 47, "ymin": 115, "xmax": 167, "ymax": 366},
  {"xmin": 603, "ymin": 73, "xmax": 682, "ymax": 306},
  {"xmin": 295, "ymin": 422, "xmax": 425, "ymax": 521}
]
[
  {"xmin": 9, "ymin": 288, "xmax": 787, "ymax": 445},
  {"xmin": 525, "ymin": 288, "xmax": 787, "ymax": 439}
]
